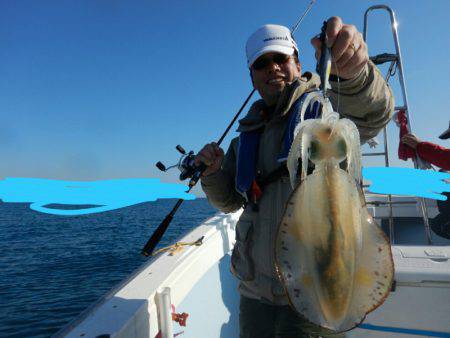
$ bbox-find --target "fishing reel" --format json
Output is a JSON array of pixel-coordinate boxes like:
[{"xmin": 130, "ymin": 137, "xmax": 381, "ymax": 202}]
[{"xmin": 156, "ymin": 145, "xmax": 200, "ymax": 181}]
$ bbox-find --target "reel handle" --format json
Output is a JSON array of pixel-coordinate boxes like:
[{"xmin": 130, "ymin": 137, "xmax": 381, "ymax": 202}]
[
  {"xmin": 176, "ymin": 145, "xmax": 186, "ymax": 155},
  {"xmin": 156, "ymin": 161, "xmax": 166, "ymax": 172}
]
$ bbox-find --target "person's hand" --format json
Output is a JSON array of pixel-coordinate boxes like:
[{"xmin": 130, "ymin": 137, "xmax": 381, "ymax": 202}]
[
  {"xmin": 401, "ymin": 134, "xmax": 422, "ymax": 149},
  {"xmin": 311, "ymin": 16, "xmax": 369, "ymax": 80},
  {"xmin": 194, "ymin": 142, "xmax": 224, "ymax": 176}
]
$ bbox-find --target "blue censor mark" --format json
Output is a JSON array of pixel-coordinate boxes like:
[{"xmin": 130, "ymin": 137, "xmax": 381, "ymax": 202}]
[
  {"xmin": 0, "ymin": 178, "xmax": 195, "ymax": 216},
  {"xmin": 363, "ymin": 167, "xmax": 450, "ymax": 201},
  {"xmin": 2, "ymin": 167, "xmax": 448, "ymax": 216}
]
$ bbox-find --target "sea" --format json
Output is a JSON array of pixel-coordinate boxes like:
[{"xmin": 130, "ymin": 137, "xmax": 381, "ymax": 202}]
[{"xmin": 0, "ymin": 199, "xmax": 217, "ymax": 338}]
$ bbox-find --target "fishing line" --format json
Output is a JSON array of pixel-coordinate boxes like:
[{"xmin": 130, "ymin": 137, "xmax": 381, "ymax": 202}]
[{"xmin": 334, "ymin": 60, "xmax": 341, "ymax": 116}]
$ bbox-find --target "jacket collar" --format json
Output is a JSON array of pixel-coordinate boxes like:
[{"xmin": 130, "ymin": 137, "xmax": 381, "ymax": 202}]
[{"xmin": 237, "ymin": 72, "xmax": 320, "ymax": 132}]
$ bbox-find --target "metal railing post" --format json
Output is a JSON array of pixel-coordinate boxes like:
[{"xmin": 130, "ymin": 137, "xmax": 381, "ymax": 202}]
[{"xmin": 363, "ymin": 5, "xmax": 432, "ymax": 244}]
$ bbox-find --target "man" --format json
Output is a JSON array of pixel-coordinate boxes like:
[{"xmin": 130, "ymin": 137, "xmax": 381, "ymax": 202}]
[{"xmin": 195, "ymin": 17, "xmax": 394, "ymax": 338}]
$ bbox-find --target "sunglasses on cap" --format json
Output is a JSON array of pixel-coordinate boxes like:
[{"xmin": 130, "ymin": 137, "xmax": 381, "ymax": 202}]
[{"xmin": 252, "ymin": 53, "xmax": 291, "ymax": 70}]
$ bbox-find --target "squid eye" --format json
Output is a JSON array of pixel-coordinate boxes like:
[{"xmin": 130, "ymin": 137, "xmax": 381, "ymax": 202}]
[{"xmin": 309, "ymin": 140, "xmax": 320, "ymax": 160}]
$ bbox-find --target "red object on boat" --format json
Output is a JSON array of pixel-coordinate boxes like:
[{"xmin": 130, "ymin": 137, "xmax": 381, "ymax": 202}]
[
  {"xmin": 396, "ymin": 110, "xmax": 416, "ymax": 160},
  {"xmin": 416, "ymin": 142, "xmax": 450, "ymax": 170},
  {"xmin": 172, "ymin": 312, "xmax": 189, "ymax": 327}
]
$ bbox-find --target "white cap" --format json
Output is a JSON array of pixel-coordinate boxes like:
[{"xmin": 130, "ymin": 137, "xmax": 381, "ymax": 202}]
[{"xmin": 246, "ymin": 24, "xmax": 298, "ymax": 68}]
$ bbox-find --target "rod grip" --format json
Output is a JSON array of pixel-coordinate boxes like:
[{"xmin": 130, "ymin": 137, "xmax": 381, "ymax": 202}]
[{"xmin": 141, "ymin": 213, "xmax": 174, "ymax": 256}]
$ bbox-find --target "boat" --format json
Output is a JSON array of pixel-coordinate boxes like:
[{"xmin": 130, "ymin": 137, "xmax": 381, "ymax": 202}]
[
  {"xmin": 53, "ymin": 194, "xmax": 450, "ymax": 338},
  {"xmin": 54, "ymin": 5, "xmax": 450, "ymax": 338}
]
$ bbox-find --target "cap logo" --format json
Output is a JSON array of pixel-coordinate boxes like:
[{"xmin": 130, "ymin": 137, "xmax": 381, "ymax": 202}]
[{"xmin": 263, "ymin": 36, "xmax": 289, "ymax": 42}]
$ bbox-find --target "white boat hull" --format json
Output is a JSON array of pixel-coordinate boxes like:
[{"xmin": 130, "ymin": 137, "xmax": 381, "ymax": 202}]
[{"xmin": 56, "ymin": 196, "xmax": 450, "ymax": 338}]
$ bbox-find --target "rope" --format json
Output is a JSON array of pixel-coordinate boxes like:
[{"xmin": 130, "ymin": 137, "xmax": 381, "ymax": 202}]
[{"xmin": 151, "ymin": 236, "xmax": 204, "ymax": 256}]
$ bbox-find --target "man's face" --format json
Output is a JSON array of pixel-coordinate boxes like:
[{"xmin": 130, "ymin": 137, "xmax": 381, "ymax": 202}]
[{"xmin": 250, "ymin": 52, "xmax": 301, "ymax": 106}]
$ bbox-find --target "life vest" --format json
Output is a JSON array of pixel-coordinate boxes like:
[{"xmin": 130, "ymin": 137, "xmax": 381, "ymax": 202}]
[{"xmin": 236, "ymin": 90, "xmax": 323, "ymax": 205}]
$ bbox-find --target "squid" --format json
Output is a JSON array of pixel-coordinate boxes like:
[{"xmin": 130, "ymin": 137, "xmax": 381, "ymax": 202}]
[{"xmin": 275, "ymin": 97, "xmax": 394, "ymax": 333}]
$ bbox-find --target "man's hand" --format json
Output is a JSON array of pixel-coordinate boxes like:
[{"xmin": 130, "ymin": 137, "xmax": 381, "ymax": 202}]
[
  {"xmin": 194, "ymin": 142, "xmax": 224, "ymax": 176},
  {"xmin": 311, "ymin": 16, "xmax": 369, "ymax": 80},
  {"xmin": 401, "ymin": 133, "xmax": 422, "ymax": 149}
]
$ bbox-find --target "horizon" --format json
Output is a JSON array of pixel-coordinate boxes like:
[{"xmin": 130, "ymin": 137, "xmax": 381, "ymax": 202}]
[{"xmin": 1, "ymin": 0, "xmax": 449, "ymax": 197}]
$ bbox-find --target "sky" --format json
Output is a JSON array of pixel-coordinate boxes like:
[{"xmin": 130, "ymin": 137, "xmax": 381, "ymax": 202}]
[{"xmin": 1, "ymin": 0, "xmax": 449, "ymax": 197}]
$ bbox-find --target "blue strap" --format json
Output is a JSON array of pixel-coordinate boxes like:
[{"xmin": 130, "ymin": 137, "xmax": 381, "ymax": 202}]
[
  {"xmin": 236, "ymin": 91, "xmax": 322, "ymax": 194},
  {"xmin": 277, "ymin": 94, "xmax": 321, "ymax": 162},
  {"xmin": 236, "ymin": 129, "xmax": 261, "ymax": 194}
]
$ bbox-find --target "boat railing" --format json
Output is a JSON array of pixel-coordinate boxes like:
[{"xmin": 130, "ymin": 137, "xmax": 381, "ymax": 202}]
[{"xmin": 362, "ymin": 5, "xmax": 433, "ymax": 245}]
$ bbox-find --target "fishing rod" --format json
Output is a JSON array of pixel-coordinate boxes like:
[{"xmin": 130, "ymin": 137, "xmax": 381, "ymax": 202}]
[{"xmin": 141, "ymin": 0, "xmax": 318, "ymax": 257}]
